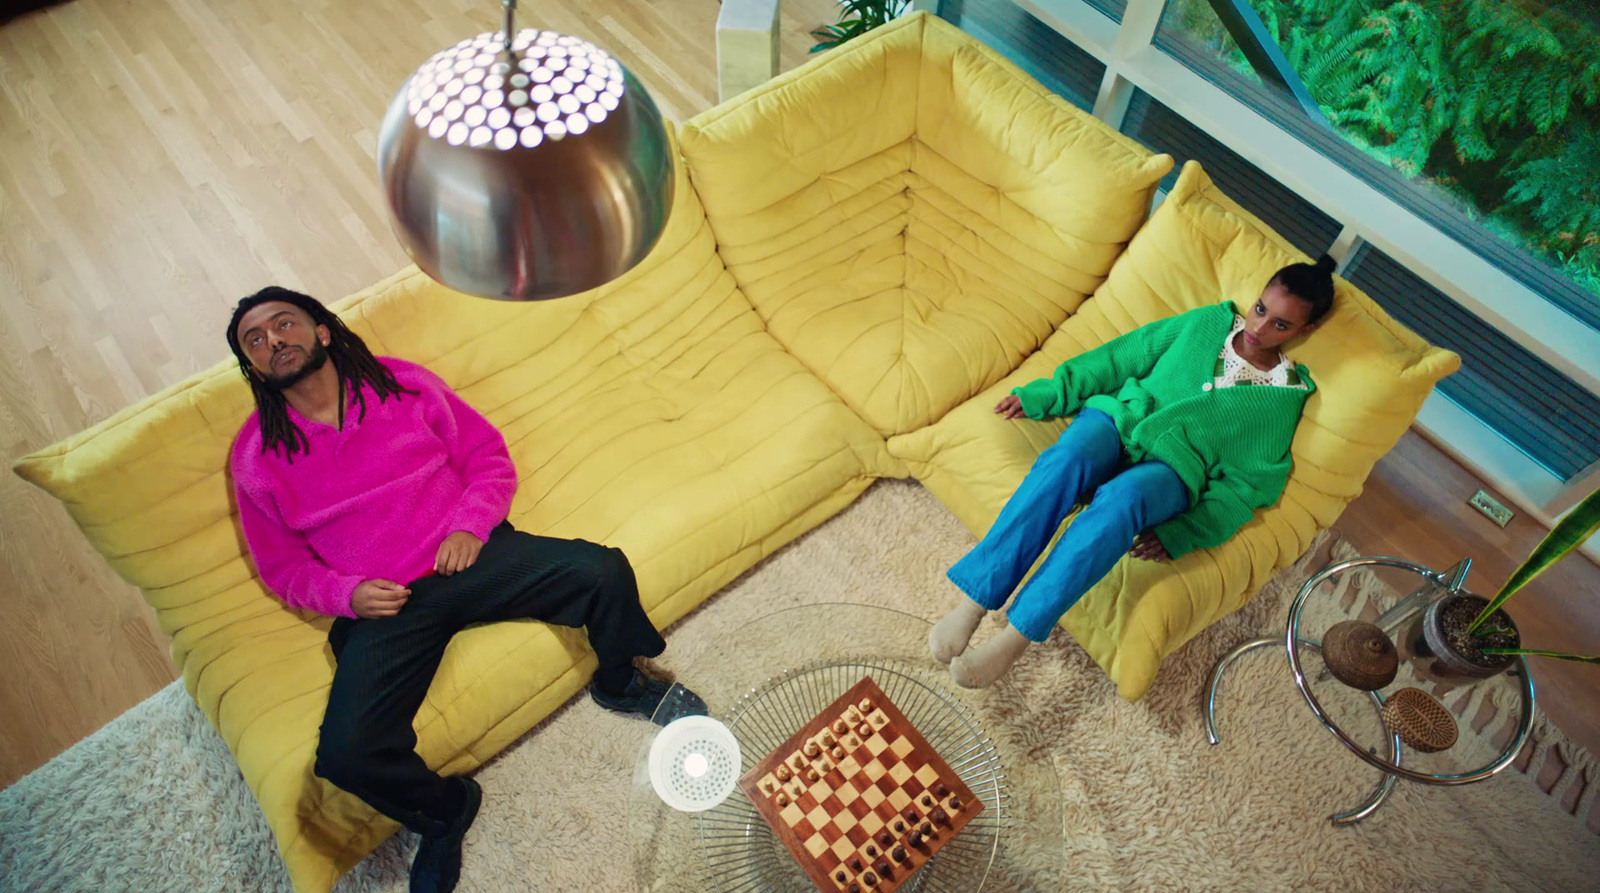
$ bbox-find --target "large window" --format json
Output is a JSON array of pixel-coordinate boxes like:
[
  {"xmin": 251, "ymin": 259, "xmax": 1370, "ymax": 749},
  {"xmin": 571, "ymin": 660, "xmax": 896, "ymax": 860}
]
[{"xmin": 1156, "ymin": 0, "xmax": 1600, "ymax": 331}]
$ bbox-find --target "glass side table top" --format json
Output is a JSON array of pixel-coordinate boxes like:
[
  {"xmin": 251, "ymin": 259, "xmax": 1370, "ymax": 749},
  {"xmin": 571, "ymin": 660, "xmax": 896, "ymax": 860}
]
[
  {"xmin": 1286, "ymin": 561, "xmax": 1534, "ymax": 782},
  {"xmin": 627, "ymin": 603, "xmax": 1066, "ymax": 893}
]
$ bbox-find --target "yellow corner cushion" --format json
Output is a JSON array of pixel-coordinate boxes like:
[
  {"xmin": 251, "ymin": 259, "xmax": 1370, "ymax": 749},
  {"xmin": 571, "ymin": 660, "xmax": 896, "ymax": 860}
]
[
  {"xmin": 679, "ymin": 12, "xmax": 1172, "ymax": 437},
  {"xmin": 890, "ymin": 161, "xmax": 1459, "ymax": 700},
  {"xmin": 13, "ymin": 133, "xmax": 892, "ymax": 892}
]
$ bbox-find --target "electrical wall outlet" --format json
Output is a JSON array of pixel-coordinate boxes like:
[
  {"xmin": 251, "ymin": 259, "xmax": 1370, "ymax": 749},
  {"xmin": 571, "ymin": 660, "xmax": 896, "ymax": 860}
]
[{"xmin": 1469, "ymin": 490, "xmax": 1514, "ymax": 528}]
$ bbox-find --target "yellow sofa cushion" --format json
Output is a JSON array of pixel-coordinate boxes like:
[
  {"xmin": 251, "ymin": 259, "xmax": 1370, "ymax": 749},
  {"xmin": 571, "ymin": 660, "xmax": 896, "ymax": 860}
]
[
  {"xmin": 678, "ymin": 12, "xmax": 1172, "ymax": 436},
  {"xmin": 889, "ymin": 161, "xmax": 1460, "ymax": 700},
  {"xmin": 13, "ymin": 140, "xmax": 891, "ymax": 892}
]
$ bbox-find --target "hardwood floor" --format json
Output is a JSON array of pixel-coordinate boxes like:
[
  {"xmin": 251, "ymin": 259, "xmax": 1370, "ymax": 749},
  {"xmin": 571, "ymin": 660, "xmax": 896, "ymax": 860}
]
[{"xmin": 1, "ymin": 0, "xmax": 1596, "ymax": 808}]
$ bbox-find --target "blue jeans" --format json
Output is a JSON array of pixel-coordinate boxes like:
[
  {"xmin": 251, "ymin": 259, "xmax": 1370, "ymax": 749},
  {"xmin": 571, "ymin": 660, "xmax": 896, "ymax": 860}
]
[{"xmin": 947, "ymin": 409, "xmax": 1190, "ymax": 642}]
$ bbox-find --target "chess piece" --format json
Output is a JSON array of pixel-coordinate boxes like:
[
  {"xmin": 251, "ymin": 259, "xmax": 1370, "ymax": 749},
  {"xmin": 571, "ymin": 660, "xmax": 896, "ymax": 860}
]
[
  {"xmin": 775, "ymin": 765, "xmax": 790, "ymax": 782},
  {"xmin": 920, "ymin": 795, "xmax": 932, "ymax": 807},
  {"xmin": 1322, "ymin": 620, "xmax": 1399, "ymax": 691},
  {"xmin": 875, "ymin": 859, "xmax": 892, "ymax": 877},
  {"xmin": 932, "ymin": 781, "xmax": 949, "ymax": 798},
  {"xmin": 876, "ymin": 830, "xmax": 892, "ymax": 847},
  {"xmin": 857, "ymin": 722, "xmax": 871, "ymax": 737},
  {"xmin": 833, "ymin": 719, "xmax": 848, "ymax": 735},
  {"xmin": 893, "ymin": 820, "xmax": 905, "ymax": 833},
  {"xmin": 902, "ymin": 807, "xmax": 917, "ymax": 823},
  {"xmin": 920, "ymin": 823, "xmax": 933, "ymax": 836},
  {"xmin": 862, "ymin": 871, "xmax": 878, "ymax": 886},
  {"xmin": 847, "ymin": 884, "xmax": 861, "ymax": 893},
  {"xmin": 908, "ymin": 829, "xmax": 923, "ymax": 847},
  {"xmin": 859, "ymin": 698, "xmax": 874, "ymax": 711},
  {"xmin": 892, "ymin": 845, "xmax": 907, "ymax": 862},
  {"xmin": 805, "ymin": 767, "xmax": 819, "ymax": 782},
  {"xmin": 865, "ymin": 844, "xmax": 877, "ymax": 858},
  {"xmin": 948, "ymin": 796, "xmax": 963, "ymax": 812},
  {"xmin": 831, "ymin": 746, "xmax": 844, "ymax": 761},
  {"xmin": 804, "ymin": 741, "xmax": 820, "ymax": 758},
  {"xmin": 836, "ymin": 871, "xmax": 848, "ymax": 883},
  {"xmin": 931, "ymin": 807, "xmax": 949, "ymax": 825},
  {"xmin": 775, "ymin": 793, "xmax": 788, "ymax": 807},
  {"xmin": 849, "ymin": 857, "xmax": 863, "ymax": 872}
]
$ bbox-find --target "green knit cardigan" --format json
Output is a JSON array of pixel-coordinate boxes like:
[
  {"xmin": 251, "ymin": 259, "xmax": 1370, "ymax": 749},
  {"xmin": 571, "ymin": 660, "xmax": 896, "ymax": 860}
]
[{"xmin": 1012, "ymin": 301, "xmax": 1315, "ymax": 558}]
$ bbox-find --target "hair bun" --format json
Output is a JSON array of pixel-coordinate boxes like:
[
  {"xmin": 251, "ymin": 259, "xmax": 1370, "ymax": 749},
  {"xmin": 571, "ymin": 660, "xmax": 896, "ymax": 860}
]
[{"xmin": 1314, "ymin": 254, "xmax": 1336, "ymax": 273}]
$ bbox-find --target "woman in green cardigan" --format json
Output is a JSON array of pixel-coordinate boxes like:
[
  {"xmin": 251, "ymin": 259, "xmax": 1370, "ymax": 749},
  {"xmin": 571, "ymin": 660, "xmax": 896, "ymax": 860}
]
[{"xmin": 931, "ymin": 256, "xmax": 1338, "ymax": 688}]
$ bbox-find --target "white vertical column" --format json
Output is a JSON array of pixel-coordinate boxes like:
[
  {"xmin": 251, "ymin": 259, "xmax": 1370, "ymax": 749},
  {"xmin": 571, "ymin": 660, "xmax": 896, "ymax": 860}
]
[
  {"xmin": 1092, "ymin": 0, "xmax": 1166, "ymax": 130},
  {"xmin": 717, "ymin": 0, "xmax": 782, "ymax": 103},
  {"xmin": 1328, "ymin": 228, "xmax": 1364, "ymax": 272}
]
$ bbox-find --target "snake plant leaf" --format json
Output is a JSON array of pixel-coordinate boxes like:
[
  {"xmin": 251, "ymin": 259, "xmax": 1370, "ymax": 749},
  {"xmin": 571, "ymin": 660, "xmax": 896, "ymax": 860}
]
[
  {"xmin": 1470, "ymin": 487, "xmax": 1600, "ymax": 633},
  {"xmin": 1482, "ymin": 648, "xmax": 1600, "ymax": 665}
]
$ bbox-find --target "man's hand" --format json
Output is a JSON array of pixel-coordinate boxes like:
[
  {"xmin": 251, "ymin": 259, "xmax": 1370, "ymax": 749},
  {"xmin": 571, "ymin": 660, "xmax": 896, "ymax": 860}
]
[
  {"xmin": 435, "ymin": 530, "xmax": 484, "ymax": 576},
  {"xmin": 352, "ymin": 579, "xmax": 411, "ymax": 618},
  {"xmin": 994, "ymin": 394, "xmax": 1026, "ymax": 420},
  {"xmin": 1130, "ymin": 531, "xmax": 1170, "ymax": 562}
]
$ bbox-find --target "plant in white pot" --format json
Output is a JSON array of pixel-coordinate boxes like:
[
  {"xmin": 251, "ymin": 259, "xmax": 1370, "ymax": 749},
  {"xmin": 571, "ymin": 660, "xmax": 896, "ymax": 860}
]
[
  {"xmin": 810, "ymin": 0, "xmax": 913, "ymax": 52},
  {"xmin": 1404, "ymin": 488, "xmax": 1600, "ymax": 683}
]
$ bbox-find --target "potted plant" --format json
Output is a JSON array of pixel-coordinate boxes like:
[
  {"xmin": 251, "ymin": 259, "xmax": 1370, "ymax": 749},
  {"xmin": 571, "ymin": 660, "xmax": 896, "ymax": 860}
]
[
  {"xmin": 1403, "ymin": 488, "xmax": 1600, "ymax": 683},
  {"xmin": 810, "ymin": 0, "xmax": 913, "ymax": 53}
]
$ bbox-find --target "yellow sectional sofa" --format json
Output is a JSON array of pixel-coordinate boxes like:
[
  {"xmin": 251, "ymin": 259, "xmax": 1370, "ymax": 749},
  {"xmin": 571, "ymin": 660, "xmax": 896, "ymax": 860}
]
[{"xmin": 12, "ymin": 12, "xmax": 1456, "ymax": 891}]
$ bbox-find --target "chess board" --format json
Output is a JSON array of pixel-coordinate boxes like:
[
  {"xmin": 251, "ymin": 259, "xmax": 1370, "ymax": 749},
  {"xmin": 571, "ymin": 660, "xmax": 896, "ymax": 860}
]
[{"xmin": 737, "ymin": 677, "xmax": 984, "ymax": 893}]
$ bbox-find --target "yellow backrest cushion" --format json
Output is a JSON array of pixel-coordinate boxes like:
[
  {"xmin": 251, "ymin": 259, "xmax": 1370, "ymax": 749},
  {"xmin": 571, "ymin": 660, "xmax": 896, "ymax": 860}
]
[{"xmin": 679, "ymin": 12, "xmax": 1171, "ymax": 436}]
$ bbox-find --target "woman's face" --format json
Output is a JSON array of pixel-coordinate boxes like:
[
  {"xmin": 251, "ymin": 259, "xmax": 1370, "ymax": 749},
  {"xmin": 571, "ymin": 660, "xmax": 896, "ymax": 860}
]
[{"xmin": 1242, "ymin": 282, "xmax": 1318, "ymax": 352}]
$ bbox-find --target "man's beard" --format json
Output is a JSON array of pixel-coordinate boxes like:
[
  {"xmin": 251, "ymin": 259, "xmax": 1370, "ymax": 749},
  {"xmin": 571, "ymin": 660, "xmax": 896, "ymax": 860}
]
[{"xmin": 265, "ymin": 340, "xmax": 330, "ymax": 390}]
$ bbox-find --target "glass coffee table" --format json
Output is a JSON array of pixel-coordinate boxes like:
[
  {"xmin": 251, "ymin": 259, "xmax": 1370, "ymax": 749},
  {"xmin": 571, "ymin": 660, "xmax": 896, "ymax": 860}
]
[{"xmin": 627, "ymin": 603, "xmax": 1065, "ymax": 892}]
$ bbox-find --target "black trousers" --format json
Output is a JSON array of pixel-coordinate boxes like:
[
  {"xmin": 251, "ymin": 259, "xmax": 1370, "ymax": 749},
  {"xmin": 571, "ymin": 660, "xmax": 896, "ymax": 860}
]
[{"xmin": 314, "ymin": 522, "xmax": 666, "ymax": 837}]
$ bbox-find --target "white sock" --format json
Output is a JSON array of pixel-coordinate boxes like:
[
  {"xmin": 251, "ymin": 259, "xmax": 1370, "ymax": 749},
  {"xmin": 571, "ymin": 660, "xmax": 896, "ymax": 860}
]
[
  {"xmin": 949, "ymin": 625, "xmax": 1032, "ymax": 689},
  {"xmin": 928, "ymin": 599, "xmax": 989, "ymax": 665}
]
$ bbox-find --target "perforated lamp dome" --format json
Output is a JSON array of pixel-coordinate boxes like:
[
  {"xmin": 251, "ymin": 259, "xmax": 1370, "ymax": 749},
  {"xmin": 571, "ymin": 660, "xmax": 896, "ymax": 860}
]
[{"xmin": 377, "ymin": 1, "xmax": 674, "ymax": 301}]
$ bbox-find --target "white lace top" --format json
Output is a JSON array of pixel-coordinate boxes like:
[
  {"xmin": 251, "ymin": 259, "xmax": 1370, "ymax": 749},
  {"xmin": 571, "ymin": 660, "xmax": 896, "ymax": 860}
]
[{"xmin": 1213, "ymin": 314, "xmax": 1307, "ymax": 390}]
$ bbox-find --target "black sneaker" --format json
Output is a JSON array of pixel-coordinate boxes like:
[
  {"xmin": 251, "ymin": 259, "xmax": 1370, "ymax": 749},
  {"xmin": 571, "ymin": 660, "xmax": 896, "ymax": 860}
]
[
  {"xmin": 590, "ymin": 669, "xmax": 708, "ymax": 725},
  {"xmin": 410, "ymin": 776, "xmax": 481, "ymax": 893}
]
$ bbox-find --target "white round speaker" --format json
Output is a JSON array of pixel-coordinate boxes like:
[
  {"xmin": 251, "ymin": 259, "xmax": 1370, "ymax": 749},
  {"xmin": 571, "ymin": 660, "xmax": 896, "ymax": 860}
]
[{"xmin": 648, "ymin": 715, "xmax": 741, "ymax": 813}]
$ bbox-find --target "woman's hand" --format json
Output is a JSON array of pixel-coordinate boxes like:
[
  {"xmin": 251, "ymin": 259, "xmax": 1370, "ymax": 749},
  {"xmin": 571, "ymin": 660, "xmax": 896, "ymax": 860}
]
[
  {"xmin": 1130, "ymin": 531, "xmax": 1170, "ymax": 562},
  {"xmin": 994, "ymin": 394, "xmax": 1026, "ymax": 419}
]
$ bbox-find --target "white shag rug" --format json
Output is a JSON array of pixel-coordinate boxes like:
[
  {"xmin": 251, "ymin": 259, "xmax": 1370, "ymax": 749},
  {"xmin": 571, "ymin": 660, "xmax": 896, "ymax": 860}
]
[{"xmin": 3, "ymin": 481, "xmax": 1597, "ymax": 892}]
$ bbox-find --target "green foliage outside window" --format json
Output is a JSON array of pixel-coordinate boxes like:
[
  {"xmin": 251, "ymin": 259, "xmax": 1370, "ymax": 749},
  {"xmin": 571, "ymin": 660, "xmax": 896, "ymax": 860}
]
[{"xmin": 1168, "ymin": 0, "xmax": 1600, "ymax": 301}]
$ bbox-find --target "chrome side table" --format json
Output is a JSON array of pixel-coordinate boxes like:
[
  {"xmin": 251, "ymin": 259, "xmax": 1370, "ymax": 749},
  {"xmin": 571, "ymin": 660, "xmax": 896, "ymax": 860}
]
[{"xmin": 1203, "ymin": 556, "xmax": 1536, "ymax": 825}]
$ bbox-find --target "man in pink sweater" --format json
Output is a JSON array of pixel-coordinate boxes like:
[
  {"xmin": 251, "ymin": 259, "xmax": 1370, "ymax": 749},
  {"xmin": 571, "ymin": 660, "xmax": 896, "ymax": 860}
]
[{"xmin": 227, "ymin": 287, "xmax": 704, "ymax": 893}]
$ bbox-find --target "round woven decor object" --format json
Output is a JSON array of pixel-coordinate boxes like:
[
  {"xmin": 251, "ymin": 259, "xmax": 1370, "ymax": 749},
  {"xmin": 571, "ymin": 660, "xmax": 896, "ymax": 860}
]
[
  {"xmin": 1381, "ymin": 687, "xmax": 1458, "ymax": 753},
  {"xmin": 1321, "ymin": 620, "xmax": 1398, "ymax": 690}
]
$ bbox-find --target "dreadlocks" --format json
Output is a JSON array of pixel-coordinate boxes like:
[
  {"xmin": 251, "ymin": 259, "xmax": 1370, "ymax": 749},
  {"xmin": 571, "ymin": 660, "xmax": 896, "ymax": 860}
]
[{"xmin": 227, "ymin": 286, "xmax": 417, "ymax": 461}]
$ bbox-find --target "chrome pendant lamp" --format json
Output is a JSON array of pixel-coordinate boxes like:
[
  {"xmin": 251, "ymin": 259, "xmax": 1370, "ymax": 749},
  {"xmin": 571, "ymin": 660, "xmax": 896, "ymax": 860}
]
[{"xmin": 377, "ymin": 0, "xmax": 674, "ymax": 301}]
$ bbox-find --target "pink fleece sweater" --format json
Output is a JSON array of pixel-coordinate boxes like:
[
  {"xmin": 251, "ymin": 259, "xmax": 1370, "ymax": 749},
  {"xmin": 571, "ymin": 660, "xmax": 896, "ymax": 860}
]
[{"xmin": 230, "ymin": 358, "xmax": 517, "ymax": 618}]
